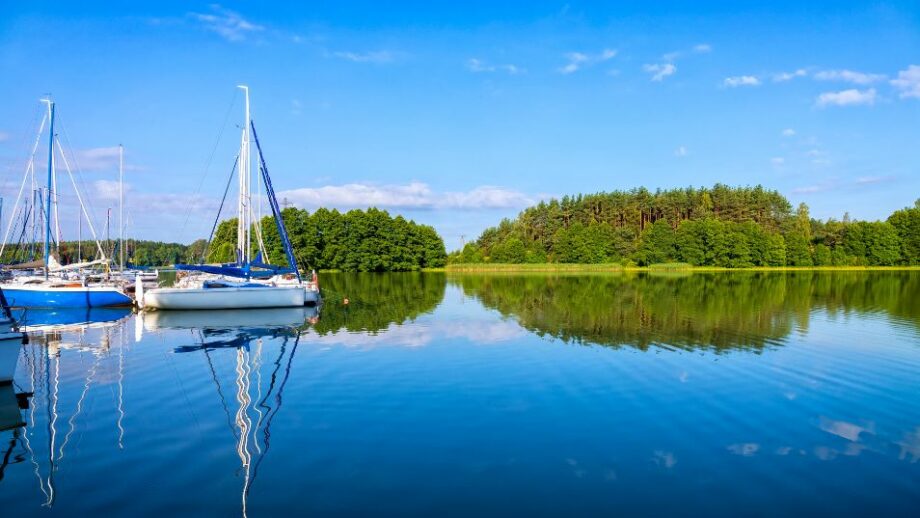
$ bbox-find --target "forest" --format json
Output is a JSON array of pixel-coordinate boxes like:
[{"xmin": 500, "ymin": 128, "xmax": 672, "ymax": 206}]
[
  {"xmin": 204, "ymin": 207, "xmax": 447, "ymax": 272},
  {"xmin": 449, "ymin": 184, "xmax": 920, "ymax": 267}
]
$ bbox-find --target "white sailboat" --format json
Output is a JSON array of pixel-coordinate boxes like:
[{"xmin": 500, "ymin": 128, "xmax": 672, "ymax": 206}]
[{"xmin": 140, "ymin": 86, "xmax": 314, "ymax": 310}]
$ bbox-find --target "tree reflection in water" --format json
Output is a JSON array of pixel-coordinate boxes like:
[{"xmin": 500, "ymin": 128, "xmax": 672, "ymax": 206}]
[{"xmin": 449, "ymin": 271, "xmax": 920, "ymax": 352}]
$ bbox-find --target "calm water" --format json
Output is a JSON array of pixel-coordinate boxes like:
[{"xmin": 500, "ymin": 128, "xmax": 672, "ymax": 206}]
[{"xmin": 2, "ymin": 272, "xmax": 920, "ymax": 516}]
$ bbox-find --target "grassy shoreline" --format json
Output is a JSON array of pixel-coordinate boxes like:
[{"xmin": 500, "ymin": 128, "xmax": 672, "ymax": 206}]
[{"xmin": 444, "ymin": 263, "xmax": 920, "ymax": 273}]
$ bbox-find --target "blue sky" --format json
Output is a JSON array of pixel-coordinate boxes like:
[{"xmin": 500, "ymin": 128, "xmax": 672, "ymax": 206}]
[{"xmin": 0, "ymin": 1, "xmax": 918, "ymax": 248}]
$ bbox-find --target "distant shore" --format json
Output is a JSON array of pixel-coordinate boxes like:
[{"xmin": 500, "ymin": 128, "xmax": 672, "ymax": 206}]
[{"xmin": 442, "ymin": 263, "xmax": 920, "ymax": 273}]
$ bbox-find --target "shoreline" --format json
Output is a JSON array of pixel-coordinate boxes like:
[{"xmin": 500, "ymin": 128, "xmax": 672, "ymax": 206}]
[{"xmin": 441, "ymin": 263, "xmax": 920, "ymax": 273}]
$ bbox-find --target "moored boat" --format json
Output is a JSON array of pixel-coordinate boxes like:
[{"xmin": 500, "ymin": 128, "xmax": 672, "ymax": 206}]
[
  {"xmin": 140, "ymin": 86, "xmax": 318, "ymax": 310},
  {"xmin": 0, "ymin": 99, "xmax": 130, "ymax": 308}
]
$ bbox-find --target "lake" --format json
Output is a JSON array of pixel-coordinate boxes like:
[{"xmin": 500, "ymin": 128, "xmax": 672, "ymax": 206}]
[{"xmin": 2, "ymin": 272, "xmax": 919, "ymax": 516}]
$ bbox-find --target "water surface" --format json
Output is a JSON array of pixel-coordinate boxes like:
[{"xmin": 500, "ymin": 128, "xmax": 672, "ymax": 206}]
[{"xmin": 2, "ymin": 272, "xmax": 919, "ymax": 516}]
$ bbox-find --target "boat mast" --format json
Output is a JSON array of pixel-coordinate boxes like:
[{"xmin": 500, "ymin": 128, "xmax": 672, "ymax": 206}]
[
  {"xmin": 237, "ymin": 85, "xmax": 251, "ymax": 265},
  {"xmin": 42, "ymin": 99, "xmax": 54, "ymax": 279},
  {"xmin": 119, "ymin": 144, "xmax": 124, "ymax": 271}
]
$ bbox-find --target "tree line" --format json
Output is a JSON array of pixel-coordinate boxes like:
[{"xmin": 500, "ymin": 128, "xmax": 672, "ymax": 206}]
[
  {"xmin": 205, "ymin": 207, "xmax": 447, "ymax": 272},
  {"xmin": 450, "ymin": 184, "xmax": 920, "ymax": 267},
  {"xmin": 1, "ymin": 207, "xmax": 448, "ymax": 272}
]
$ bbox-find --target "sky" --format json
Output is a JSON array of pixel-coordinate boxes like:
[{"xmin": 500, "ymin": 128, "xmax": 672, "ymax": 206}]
[{"xmin": 0, "ymin": 1, "xmax": 918, "ymax": 248}]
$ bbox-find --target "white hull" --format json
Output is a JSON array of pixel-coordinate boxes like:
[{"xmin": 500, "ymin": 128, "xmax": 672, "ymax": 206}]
[
  {"xmin": 304, "ymin": 287, "xmax": 321, "ymax": 304},
  {"xmin": 143, "ymin": 306, "xmax": 318, "ymax": 331},
  {"xmin": 143, "ymin": 285, "xmax": 305, "ymax": 310},
  {"xmin": 0, "ymin": 331, "xmax": 23, "ymax": 384}
]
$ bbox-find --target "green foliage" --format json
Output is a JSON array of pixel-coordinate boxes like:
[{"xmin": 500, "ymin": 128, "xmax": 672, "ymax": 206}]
[
  {"xmin": 458, "ymin": 183, "xmax": 916, "ymax": 268},
  {"xmin": 206, "ymin": 207, "xmax": 447, "ymax": 272},
  {"xmin": 887, "ymin": 200, "xmax": 920, "ymax": 265}
]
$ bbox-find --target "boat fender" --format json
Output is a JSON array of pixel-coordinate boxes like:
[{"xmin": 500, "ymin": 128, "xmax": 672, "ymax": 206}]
[{"xmin": 135, "ymin": 273, "xmax": 145, "ymax": 309}]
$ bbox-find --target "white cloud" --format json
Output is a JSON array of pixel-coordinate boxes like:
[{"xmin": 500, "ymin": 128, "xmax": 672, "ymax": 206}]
[
  {"xmin": 891, "ymin": 65, "xmax": 920, "ymax": 99},
  {"xmin": 855, "ymin": 175, "xmax": 893, "ymax": 185},
  {"xmin": 816, "ymin": 88, "xmax": 877, "ymax": 107},
  {"xmin": 332, "ymin": 50, "xmax": 395, "ymax": 64},
  {"xmin": 674, "ymin": 146, "xmax": 688, "ymax": 157},
  {"xmin": 187, "ymin": 5, "xmax": 263, "ymax": 42},
  {"xmin": 771, "ymin": 157, "xmax": 785, "ymax": 166},
  {"xmin": 773, "ymin": 69, "xmax": 807, "ymax": 82},
  {"xmin": 781, "ymin": 128, "xmax": 796, "ymax": 137},
  {"xmin": 291, "ymin": 99, "xmax": 302, "ymax": 116},
  {"xmin": 693, "ymin": 43, "xmax": 712, "ymax": 53},
  {"xmin": 557, "ymin": 49, "xmax": 615, "ymax": 74},
  {"xmin": 279, "ymin": 182, "xmax": 535, "ymax": 211},
  {"xmin": 0, "ymin": 131, "xmax": 9, "ymax": 142},
  {"xmin": 643, "ymin": 63, "xmax": 676, "ymax": 81},
  {"xmin": 814, "ymin": 69, "xmax": 886, "ymax": 85},
  {"xmin": 466, "ymin": 58, "xmax": 523, "ymax": 75},
  {"xmin": 723, "ymin": 75, "xmax": 761, "ymax": 87}
]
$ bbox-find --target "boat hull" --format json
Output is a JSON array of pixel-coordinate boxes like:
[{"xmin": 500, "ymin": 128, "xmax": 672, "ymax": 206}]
[
  {"xmin": 0, "ymin": 332, "xmax": 23, "ymax": 384},
  {"xmin": 2, "ymin": 285, "xmax": 133, "ymax": 308},
  {"xmin": 144, "ymin": 285, "xmax": 305, "ymax": 310}
]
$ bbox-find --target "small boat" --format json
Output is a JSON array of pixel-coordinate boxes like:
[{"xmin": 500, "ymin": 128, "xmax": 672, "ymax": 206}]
[
  {"xmin": 141, "ymin": 86, "xmax": 317, "ymax": 310},
  {"xmin": 0, "ymin": 289, "xmax": 27, "ymax": 385}
]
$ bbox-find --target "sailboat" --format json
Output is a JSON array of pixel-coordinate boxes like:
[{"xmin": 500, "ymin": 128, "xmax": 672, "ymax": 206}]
[
  {"xmin": 0, "ymin": 100, "xmax": 132, "ymax": 308},
  {"xmin": 140, "ymin": 86, "xmax": 315, "ymax": 310}
]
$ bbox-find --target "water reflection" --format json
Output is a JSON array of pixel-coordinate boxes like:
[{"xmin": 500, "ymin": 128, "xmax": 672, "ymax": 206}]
[
  {"xmin": 1, "ymin": 272, "xmax": 919, "ymax": 515},
  {"xmin": 449, "ymin": 271, "xmax": 920, "ymax": 351},
  {"xmin": 166, "ymin": 312, "xmax": 305, "ymax": 518}
]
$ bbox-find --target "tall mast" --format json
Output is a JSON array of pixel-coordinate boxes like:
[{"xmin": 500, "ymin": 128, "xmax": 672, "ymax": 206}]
[
  {"xmin": 237, "ymin": 85, "xmax": 251, "ymax": 265},
  {"xmin": 42, "ymin": 99, "xmax": 54, "ymax": 279},
  {"xmin": 119, "ymin": 144, "xmax": 124, "ymax": 270}
]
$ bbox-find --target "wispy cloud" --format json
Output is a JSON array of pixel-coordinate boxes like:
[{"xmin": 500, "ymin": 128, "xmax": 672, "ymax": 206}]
[
  {"xmin": 557, "ymin": 49, "xmax": 616, "ymax": 74},
  {"xmin": 644, "ymin": 63, "xmax": 676, "ymax": 81},
  {"xmin": 773, "ymin": 69, "xmax": 808, "ymax": 82},
  {"xmin": 674, "ymin": 146, "xmax": 688, "ymax": 157},
  {"xmin": 813, "ymin": 69, "xmax": 886, "ymax": 85},
  {"xmin": 466, "ymin": 58, "xmax": 523, "ymax": 75},
  {"xmin": 187, "ymin": 4, "xmax": 263, "ymax": 42},
  {"xmin": 693, "ymin": 43, "xmax": 712, "ymax": 54},
  {"xmin": 781, "ymin": 128, "xmax": 796, "ymax": 137},
  {"xmin": 816, "ymin": 88, "xmax": 877, "ymax": 107},
  {"xmin": 331, "ymin": 50, "xmax": 396, "ymax": 64},
  {"xmin": 723, "ymin": 75, "xmax": 761, "ymax": 88},
  {"xmin": 891, "ymin": 65, "xmax": 920, "ymax": 99},
  {"xmin": 278, "ymin": 182, "xmax": 535, "ymax": 211},
  {"xmin": 0, "ymin": 131, "xmax": 9, "ymax": 142},
  {"xmin": 855, "ymin": 175, "xmax": 894, "ymax": 185},
  {"xmin": 771, "ymin": 157, "xmax": 785, "ymax": 166},
  {"xmin": 643, "ymin": 43, "xmax": 708, "ymax": 82}
]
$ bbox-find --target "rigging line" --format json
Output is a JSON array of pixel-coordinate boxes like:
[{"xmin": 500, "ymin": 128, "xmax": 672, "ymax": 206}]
[
  {"xmin": 58, "ymin": 349, "xmax": 103, "ymax": 461},
  {"xmin": 56, "ymin": 117, "xmax": 106, "ymax": 240},
  {"xmin": 204, "ymin": 348, "xmax": 240, "ymax": 440},
  {"xmin": 248, "ymin": 334, "xmax": 300, "ymax": 492},
  {"xmin": 179, "ymin": 89, "xmax": 240, "ymax": 239},
  {"xmin": 202, "ymin": 155, "xmax": 239, "ymax": 263},
  {"xmin": 0, "ymin": 112, "xmax": 48, "ymax": 258},
  {"xmin": 55, "ymin": 138, "xmax": 106, "ymax": 260},
  {"xmin": 0, "ymin": 105, "xmax": 44, "ymax": 196}
]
